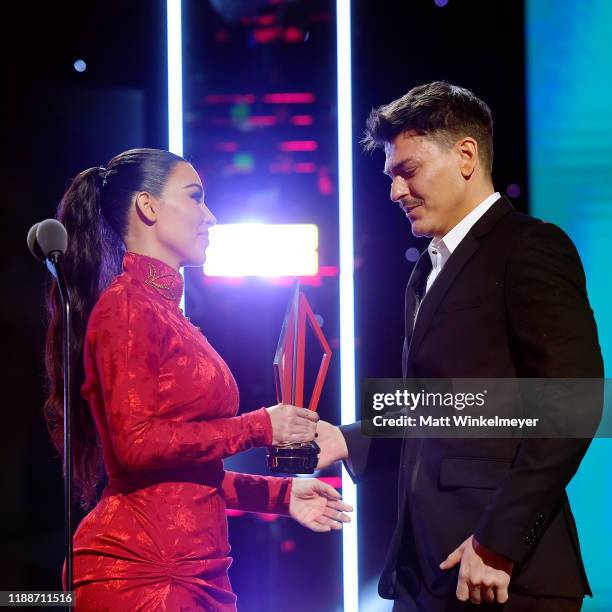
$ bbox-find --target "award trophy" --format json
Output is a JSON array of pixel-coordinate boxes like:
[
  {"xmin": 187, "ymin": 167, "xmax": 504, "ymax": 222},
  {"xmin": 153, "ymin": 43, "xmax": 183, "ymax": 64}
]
[{"xmin": 266, "ymin": 281, "xmax": 332, "ymax": 474}]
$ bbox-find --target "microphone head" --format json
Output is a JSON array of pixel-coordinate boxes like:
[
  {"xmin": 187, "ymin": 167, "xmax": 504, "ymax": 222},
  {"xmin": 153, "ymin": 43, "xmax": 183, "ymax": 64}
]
[
  {"xmin": 27, "ymin": 222, "xmax": 45, "ymax": 262},
  {"xmin": 36, "ymin": 219, "xmax": 68, "ymax": 258}
]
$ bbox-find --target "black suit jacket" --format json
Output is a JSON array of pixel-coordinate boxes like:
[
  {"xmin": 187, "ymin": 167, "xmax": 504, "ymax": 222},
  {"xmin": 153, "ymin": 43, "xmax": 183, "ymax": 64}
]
[{"xmin": 341, "ymin": 197, "xmax": 604, "ymax": 600}]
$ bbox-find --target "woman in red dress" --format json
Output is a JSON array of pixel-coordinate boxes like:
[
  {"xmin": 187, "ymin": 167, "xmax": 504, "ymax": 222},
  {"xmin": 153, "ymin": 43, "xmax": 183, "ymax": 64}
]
[{"xmin": 43, "ymin": 148, "xmax": 351, "ymax": 610}]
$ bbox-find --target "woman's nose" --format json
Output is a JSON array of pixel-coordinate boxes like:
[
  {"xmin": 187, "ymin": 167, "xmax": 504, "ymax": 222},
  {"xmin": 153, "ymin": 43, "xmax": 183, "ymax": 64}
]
[{"xmin": 202, "ymin": 205, "xmax": 217, "ymax": 227}]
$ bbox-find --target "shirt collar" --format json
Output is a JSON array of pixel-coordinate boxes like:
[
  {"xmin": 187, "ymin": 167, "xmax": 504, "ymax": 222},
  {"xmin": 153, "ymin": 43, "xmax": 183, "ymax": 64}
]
[
  {"xmin": 428, "ymin": 192, "xmax": 501, "ymax": 268},
  {"xmin": 122, "ymin": 251, "xmax": 184, "ymax": 303}
]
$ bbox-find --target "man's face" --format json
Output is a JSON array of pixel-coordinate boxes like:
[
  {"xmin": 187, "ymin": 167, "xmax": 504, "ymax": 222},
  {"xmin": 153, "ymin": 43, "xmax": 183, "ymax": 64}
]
[{"xmin": 384, "ymin": 130, "xmax": 466, "ymax": 238}]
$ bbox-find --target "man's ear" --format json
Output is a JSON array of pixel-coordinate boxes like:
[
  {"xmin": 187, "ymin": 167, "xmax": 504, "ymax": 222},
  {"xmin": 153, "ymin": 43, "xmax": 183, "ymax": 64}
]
[
  {"xmin": 134, "ymin": 192, "xmax": 158, "ymax": 225},
  {"xmin": 455, "ymin": 137, "xmax": 479, "ymax": 179}
]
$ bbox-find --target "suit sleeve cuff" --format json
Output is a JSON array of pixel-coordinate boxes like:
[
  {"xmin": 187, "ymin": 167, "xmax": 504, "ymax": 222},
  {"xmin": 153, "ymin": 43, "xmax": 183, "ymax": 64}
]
[
  {"xmin": 339, "ymin": 422, "xmax": 370, "ymax": 483},
  {"xmin": 474, "ymin": 517, "xmax": 533, "ymax": 565}
]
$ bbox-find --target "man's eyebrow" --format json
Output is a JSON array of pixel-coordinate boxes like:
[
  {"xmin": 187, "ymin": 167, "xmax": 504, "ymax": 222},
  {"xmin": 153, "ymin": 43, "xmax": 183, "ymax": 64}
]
[{"xmin": 383, "ymin": 158, "xmax": 417, "ymax": 177}]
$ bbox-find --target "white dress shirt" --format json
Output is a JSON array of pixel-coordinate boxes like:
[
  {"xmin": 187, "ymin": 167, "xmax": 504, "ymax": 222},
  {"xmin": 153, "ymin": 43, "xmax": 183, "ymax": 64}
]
[{"xmin": 412, "ymin": 192, "xmax": 500, "ymax": 327}]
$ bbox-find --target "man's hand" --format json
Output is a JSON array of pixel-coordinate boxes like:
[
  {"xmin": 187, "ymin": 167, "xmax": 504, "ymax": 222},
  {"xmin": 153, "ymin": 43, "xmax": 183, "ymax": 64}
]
[
  {"xmin": 439, "ymin": 535, "xmax": 514, "ymax": 605},
  {"xmin": 289, "ymin": 478, "xmax": 353, "ymax": 532},
  {"xmin": 315, "ymin": 420, "xmax": 348, "ymax": 469}
]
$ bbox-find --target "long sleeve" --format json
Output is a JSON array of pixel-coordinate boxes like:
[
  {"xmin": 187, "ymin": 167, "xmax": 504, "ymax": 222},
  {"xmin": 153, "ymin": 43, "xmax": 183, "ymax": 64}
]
[
  {"xmin": 85, "ymin": 288, "xmax": 272, "ymax": 471},
  {"xmin": 473, "ymin": 222, "xmax": 604, "ymax": 563},
  {"xmin": 220, "ymin": 471, "xmax": 293, "ymax": 515}
]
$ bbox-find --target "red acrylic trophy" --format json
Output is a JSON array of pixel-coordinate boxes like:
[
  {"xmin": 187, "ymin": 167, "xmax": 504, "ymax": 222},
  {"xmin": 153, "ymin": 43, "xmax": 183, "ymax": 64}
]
[{"xmin": 266, "ymin": 281, "xmax": 332, "ymax": 474}]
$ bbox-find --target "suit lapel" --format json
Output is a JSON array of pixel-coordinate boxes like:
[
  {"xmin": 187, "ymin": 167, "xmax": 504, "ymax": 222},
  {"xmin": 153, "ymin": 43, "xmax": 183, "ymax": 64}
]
[
  {"xmin": 403, "ymin": 253, "xmax": 431, "ymax": 378},
  {"xmin": 404, "ymin": 196, "xmax": 514, "ymax": 364},
  {"xmin": 407, "ymin": 233, "xmax": 480, "ymax": 359}
]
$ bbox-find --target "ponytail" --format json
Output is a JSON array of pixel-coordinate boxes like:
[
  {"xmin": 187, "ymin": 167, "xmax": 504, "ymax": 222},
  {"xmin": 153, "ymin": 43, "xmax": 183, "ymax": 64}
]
[{"xmin": 44, "ymin": 167, "xmax": 123, "ymax": 508}]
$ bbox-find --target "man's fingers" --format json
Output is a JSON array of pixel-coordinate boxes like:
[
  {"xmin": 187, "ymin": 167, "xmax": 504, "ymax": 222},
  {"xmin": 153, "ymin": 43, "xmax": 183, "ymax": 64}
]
[
  {"xmin": 455, "ymin": 572, "xmax": 470, "ymax": 602},
  {"xmin": 483, "ymin": 586, "xmax": 496, "ymax": 604},
  {"xmin": 440, "ymin": 547, "xmax": 462, "ymax": 569},
  {"xmin": 496, "ymin": 585, "xmax": 509, "ymax": 604},
  {"xmin": 444, "ymin": 536, "xmax": 511, "ymax": 605},
  {"xmin": 468, "ymin": 584, "xmax": 482, "ymax": 605}
]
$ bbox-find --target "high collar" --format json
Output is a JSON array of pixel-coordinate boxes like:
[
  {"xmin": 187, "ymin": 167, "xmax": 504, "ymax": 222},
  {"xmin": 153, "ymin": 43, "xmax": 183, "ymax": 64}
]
[{"xmin": 122, "ymin": 251, "xmax": 184, "ymax": 303}]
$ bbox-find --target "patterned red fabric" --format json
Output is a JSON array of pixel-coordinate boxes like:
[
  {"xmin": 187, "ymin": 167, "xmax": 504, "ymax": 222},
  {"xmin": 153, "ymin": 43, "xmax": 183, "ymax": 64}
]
[{"xmin": 62, "ymin": 251, "xmax": 292, "ymax": 611}]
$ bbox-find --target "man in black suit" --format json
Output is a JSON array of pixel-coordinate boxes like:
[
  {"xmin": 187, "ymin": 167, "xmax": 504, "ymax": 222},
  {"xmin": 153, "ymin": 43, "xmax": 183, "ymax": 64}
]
[{"xmin": 316, "ymin": 81, "xmax": 603, "ymax": 610}]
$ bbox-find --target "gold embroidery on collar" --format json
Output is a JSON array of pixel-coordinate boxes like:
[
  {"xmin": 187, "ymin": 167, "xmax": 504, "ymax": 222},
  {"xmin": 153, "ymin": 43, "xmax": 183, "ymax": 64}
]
[{"xmin": 144, "ymin": 263, "xmax": 179, "ymax": 301}]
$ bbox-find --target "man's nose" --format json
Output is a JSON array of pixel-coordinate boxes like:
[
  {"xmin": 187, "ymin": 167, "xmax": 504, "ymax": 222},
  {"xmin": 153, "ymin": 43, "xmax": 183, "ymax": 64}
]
[{"xmin": 390, "ymin": 177, "xmax": 408, "ymax": 203}]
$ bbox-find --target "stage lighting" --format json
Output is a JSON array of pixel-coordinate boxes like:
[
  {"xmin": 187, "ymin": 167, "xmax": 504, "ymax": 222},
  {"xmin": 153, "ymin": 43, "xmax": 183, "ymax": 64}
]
[
  {"xmin": 336, "ymin": 0, "xmax": 359, "ymax": 608},
  {"xmin": 506, "ymin": 183, "xmax": 522, "ymax": 198},
  {"xmin": 203, "ymin": 223, "xmax": 318, "ymax": 277},
  {"xmin": 405, "ymin": 247, "xmax": 420, "ymax": 262},
  {"xmin": 167, "ymin": 0, "xmax": 183, "ymax": 156}
]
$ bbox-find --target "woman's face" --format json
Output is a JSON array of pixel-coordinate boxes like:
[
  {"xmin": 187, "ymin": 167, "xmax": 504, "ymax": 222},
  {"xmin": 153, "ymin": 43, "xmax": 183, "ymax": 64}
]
[{"xmin": 153, "ymin": 162, "xmax": 216, "ymax": 268}]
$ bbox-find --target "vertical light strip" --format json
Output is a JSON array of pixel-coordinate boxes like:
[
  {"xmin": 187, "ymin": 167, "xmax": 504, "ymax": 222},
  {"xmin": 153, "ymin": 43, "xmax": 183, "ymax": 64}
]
[
  {"xmin": 167, "ymin": 0, "xmax": 183, "ymax": 156},
  {"xmin": 166, "ymin": 0, "xmax": 185, "ymax": 310},
  {"xmin": 336, "ymin": 1, "xmax": 358, "ymax": 610}
]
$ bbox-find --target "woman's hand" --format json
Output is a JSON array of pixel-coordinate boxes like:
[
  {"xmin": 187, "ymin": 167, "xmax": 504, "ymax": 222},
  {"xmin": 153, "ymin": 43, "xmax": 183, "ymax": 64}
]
[
  {"xmin": 289, "ymin": 478, "xmax": 353, "ymax": 532},
  {"xmin": 266, "ymin": 404, "xmax": 319, "ymax": 445}
]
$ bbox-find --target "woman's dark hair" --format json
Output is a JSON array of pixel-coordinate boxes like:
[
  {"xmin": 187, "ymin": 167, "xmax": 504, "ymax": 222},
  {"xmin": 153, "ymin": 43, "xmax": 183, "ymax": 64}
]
[
  {"xmin": 44, "ymin": 148, "xmax": 184, "ymax": 509},
  {"xmin": 362, "ymin": 81, "xmax": 494, "ymax": 174}
]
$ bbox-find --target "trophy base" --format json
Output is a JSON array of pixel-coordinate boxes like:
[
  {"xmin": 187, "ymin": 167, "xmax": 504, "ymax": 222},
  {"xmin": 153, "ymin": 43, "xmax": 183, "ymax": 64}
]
[{"xmin": 266, "ymin": 441, "xmax": 320, "ymax": 474}]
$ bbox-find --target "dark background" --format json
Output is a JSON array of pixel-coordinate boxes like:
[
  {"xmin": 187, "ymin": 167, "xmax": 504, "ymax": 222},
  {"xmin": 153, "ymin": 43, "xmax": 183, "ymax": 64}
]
[{"xmin": 1, "ymin": 1, "xmax": 526, "ymax": 610}]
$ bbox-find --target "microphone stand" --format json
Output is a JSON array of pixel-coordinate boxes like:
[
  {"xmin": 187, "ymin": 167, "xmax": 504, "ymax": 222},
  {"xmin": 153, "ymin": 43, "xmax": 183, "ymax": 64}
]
[{"xmin": 46, "ymin": 252, "xmax": 74, "ymax": 596}]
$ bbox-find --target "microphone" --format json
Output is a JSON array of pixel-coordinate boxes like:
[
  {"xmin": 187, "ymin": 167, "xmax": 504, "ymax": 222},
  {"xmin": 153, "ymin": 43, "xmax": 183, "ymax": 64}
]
[
  {"xmin": 27, "ymin": 218, "xmax": 69, "ymax": 291},
  {"xmin": 36, "ymin": 219, "xmax": 68, "ymax": 258},
  {"xmin": 27, "ymin": 222, "xmax": 44, "ymax": 262}
]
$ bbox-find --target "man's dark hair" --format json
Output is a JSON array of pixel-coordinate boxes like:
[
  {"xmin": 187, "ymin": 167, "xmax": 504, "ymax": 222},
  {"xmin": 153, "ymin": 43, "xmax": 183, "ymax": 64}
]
[{"xmin": 362, "ymin": 81, "xmax": 494, "ymax": 174}]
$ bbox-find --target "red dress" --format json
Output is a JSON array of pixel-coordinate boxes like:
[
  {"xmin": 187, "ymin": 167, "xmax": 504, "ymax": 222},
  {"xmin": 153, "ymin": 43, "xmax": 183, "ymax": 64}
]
[{"xmin": 62, "ymin": 252, "xmax": 292, "ymax": 611}]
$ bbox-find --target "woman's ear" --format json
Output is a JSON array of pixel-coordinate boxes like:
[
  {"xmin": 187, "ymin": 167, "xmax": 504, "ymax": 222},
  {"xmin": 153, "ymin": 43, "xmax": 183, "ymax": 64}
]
[{"xmin": 134, "ymin": 192, "xmax": 157, "ymax": 225}]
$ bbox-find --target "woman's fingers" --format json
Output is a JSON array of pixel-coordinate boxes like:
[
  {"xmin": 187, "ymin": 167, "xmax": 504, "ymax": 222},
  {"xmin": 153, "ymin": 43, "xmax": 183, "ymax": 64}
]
[
  {"xmin": 314, "ymin": 515, "xmax": 343, "ymax": 530},
  {"xmin": 327, "ymin": 499, "xmax": 353, "ymax": 512},
  {"xmin": 296, "ymin": 407, "xmax": 319, "ymax": 422},
  {"xmin": 322, "ymin": 508, "xmax": 351, "ymax": 523},
  {"xmin": 309, "ymin": 522, "xmax": 331, "ymax": 532}
]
